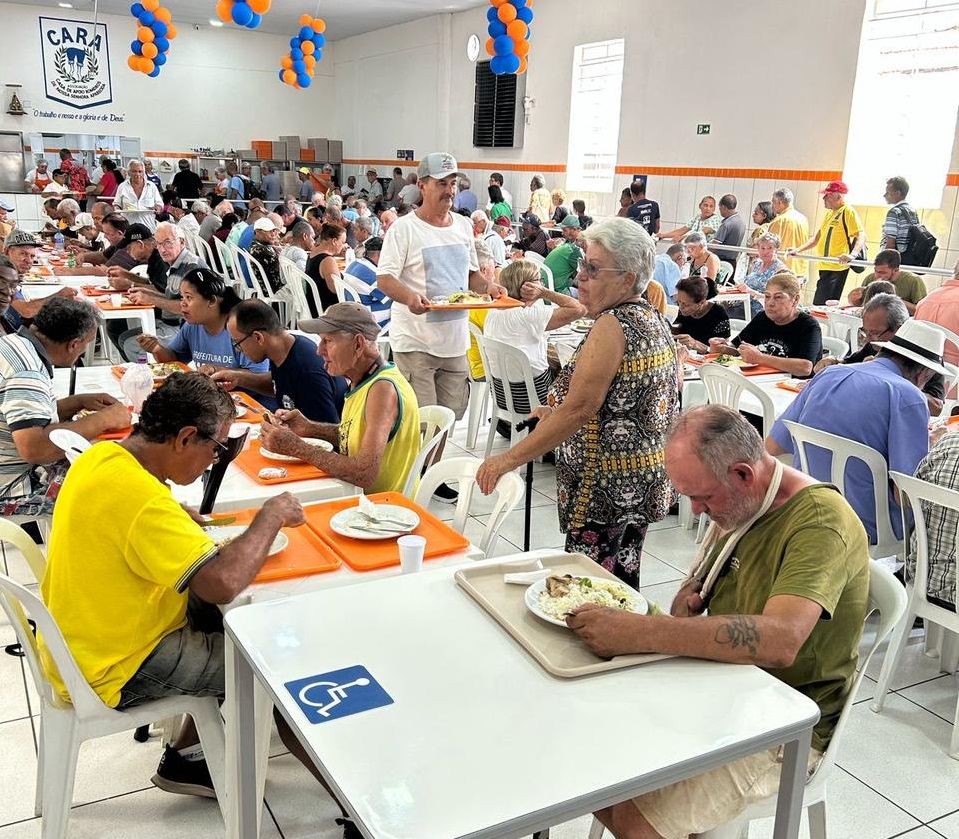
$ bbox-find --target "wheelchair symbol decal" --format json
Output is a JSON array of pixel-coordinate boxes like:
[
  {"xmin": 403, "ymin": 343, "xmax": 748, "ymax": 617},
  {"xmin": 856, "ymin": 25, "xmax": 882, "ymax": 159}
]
[{"xmin": 285, "ymin": 666, "xmax": 393, "ymax": 724}]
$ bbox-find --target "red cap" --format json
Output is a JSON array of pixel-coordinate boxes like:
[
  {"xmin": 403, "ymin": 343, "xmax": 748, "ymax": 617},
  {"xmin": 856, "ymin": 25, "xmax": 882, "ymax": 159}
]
[
  {"xmin": 493, "ymin": 215, "xmax": 512, "ymax": 227},
  {"xmin": 819, "ymin": 180, "xmax": 849, "ymax": 195}
]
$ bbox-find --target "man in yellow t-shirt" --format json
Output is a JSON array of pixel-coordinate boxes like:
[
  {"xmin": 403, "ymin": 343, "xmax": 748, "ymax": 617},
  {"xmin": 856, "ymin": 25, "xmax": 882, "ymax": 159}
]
[
  {"xmin": 788, "ymin": 180, "xmax": 866, "ymax": 306},
  {"xmin": 41, "ymin": 373, "xmax": 305, "ymax": 798},
  {"xmin": 260, "ymin": 302, "xmax": 421, "ymax": 495},
  {"xmin": 767, "ymin": 187, "xmax": 810, "ymax": 274}
]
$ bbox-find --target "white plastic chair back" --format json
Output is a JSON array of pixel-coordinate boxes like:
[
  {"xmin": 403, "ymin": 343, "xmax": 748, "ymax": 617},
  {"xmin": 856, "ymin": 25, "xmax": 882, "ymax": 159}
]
[
  {"xmin": 480, "ymin": 336, "xmax": 546, "ymax": 457},
  {"xmin": 333, "ymin": 275, "xmax": 359, "ymax": 304},
  {"xmin": 212, "ymin": 236, "xmax": 235, "ymax": 279},
  {"xmin": 48, "ymin": 429, "xmax": 91, "ymax": 465},
  {"xmin": 524, "ymin": 251, "xmax": 545, "ymax": 266},
  {"xmin": 0, "ymin": 572, "xmax": 227, "ymax": 835},
  {"xmin": 0, "ymin": 518, "xmax": 47, "ymax": 582},
  {"xmin": 872, "ymin": 471, "xmax": 959, "ymax": 758},
  {"xmin": 193, "ymin": 234, "xmax": 218, "ymax": 278},
  {"xmin": 782, "ymin": 420, "xmax": 899, "ymax": 559},
  {"xmin": 401, "ymin": 405, "xmax": 456, "ymax": 498},
  {"xmin": 466, "ymin": 321, "xmax": 490, "ymax": 450},
  {"xmin": 539, "ymin": 261, "xmax": 555, "ymax": 292},
  {"xmin": 180, "ymin": 229, "xmax": 198, "ymax": 255},
  {"xmin": 821, "ymin": 335, "xmax": 849, "ymax": 360},
  {"xmin": 699, "ymin": 362, "xmax": 776, "ymax": 437},
  {"xmin": 414, "ymin": 457, "xmax": 524, "ymax": 556},
  {"xmin": 279, "ymin": 256, "xmax": 323, "ymax": 320}
]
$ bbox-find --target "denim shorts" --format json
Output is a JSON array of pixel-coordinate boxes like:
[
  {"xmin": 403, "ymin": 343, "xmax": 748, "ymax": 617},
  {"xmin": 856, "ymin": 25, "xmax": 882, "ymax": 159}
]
[{"xmin": 117, "ymin": 593, "xmax": 225, "ymax": 709}]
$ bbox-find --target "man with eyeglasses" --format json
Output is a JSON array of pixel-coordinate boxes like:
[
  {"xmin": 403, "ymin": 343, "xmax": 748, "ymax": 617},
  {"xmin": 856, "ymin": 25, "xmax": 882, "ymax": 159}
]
[{"xmin": 40, "ymin": 371, "xmax": 305, "ymax": 799}]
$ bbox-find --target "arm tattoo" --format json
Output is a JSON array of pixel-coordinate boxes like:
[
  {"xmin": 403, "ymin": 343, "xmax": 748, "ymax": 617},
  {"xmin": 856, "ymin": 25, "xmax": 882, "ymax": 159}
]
[{"xmin": 714, "ymin": 615, "xmax": 761, "ymax": 657}]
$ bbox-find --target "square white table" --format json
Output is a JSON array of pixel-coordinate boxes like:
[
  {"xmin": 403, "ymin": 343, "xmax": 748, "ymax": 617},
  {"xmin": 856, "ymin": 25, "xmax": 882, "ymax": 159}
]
[{"xmin": 224, "ymin": 557, "xmax": 819, "ymax": 839}]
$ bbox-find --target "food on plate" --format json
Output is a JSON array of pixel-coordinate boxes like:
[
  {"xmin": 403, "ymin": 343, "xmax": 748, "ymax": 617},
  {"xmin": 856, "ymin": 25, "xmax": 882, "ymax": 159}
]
[
  {"xmin": 258, "ymin": 467, "xmax": 288, "ymax": 480},
  {"xmin": 149, "ymin": 362, "xmax": 184, "ymax": 378},
  {"xmin": 571, "ymin": 318, "xmax": 594, "ymax": 332},
  {"xmin": 714, "ymin": 354, "xmax": 736, "ymax": 366},
  {"xmin": 537, "ymin": 574, "xmax": 638, "ymax": 621},
  {"xmin": 430, "ymin": 291, "xmax": 491, "ymax": 305}
]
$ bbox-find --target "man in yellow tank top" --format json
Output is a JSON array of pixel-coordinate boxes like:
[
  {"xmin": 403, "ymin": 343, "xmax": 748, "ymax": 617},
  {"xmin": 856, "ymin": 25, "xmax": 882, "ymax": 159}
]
[{"xmin": 260, "ymin": 303, "xmax": 421, "ymax": 494}]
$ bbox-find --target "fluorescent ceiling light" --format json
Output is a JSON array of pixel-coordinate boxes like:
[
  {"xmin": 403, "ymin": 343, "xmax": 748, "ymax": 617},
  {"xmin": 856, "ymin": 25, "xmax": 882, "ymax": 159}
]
[
  {"xmin": 58, "ymin": 2, "xmax": 73, "ymax": 7},
  {"xmin": 209, "ymin": 18, "xmax": 224, "ymax": 27}
]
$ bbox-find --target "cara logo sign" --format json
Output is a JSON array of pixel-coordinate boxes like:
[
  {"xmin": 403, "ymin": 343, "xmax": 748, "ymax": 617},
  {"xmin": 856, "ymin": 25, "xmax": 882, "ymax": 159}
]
[{"xmin": 39, "ymin": 17, "xmax": 113, "ymax": 110}]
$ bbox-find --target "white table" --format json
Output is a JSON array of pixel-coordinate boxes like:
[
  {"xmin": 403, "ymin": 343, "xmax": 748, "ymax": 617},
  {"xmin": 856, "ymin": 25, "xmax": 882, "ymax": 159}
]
[{"xmin": 224, "ymin": 557, "xmax": 819, "ymax": 839}]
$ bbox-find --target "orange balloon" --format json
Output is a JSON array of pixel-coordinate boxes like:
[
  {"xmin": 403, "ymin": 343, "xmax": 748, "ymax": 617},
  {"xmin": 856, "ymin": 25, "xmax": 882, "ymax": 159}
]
[
  {"xmin": 142, "ymin": 0, "xmax": 160, "ymax": 10},
  {"xmin": 137, "ymin": 26, "xmax": 154, "ymax": 42},
  {"xmin": 497, "ymin": 3, "xmax": 517, "ymax": 23},
  {"xmin": 312, "ymin": 18, "xmax": 326, "ymax": 32},
  {"xmin": 141, "ymin": 41, "xmax": 158, "ymax": 59},
  {"xmin": 127, "ymin": 54, "xmax": 140, "ymax": 71},
  {"xmin": 517, "ymin": 56, "xmax": 528, "ymax": 74},
  {"xmin": 491, "ymin": 0, "xmax": 510, "ymax": 5},
  {"xmin": 506, "ymin": 20, "xmax": 527, "ymax": 39},
  {"xmin": 300, "ymin": 14, "xmax": 312, "ymax": 26},
  {"xmin": 306, "ymin": 67, "xmax": 314, "ymax": 77},
  {"xmin": 304, "ymin": 54, "xmax": 316, "ymax": 68},
  {"xmin": 485, "ymin": 37, "xmax": 496, "ymax": 56},
  {"xmin": 166, "ymin": 23, "xmax": 178, "ymax": 39},
  {"xmin": 302, "ymin": 40, "xmax": 315, "ymax": 54},
  {"xmin": 154, "ymin": 6, "xmax": 172, "ymax": 23},
  {"xmin": 281, "ymin": 55, "xmax": 293, "ymax": 69},
  {"xmin": 514, "ymin": 39, "xmax": 530, "ymax": 57},
  {"xmin": 282, "ymin": 69, "xmax": 296, "ymax": 84},
  {"xmin": 215, "ymin": 0, "xmax": 231, "ymax": 22},
  {"xmin": 139, "ymin": 57, "xmax": 155, "ymax": 74},
  {"xmin": 249, "ymin": 0, "xmax": 270, "ymax": 13}
]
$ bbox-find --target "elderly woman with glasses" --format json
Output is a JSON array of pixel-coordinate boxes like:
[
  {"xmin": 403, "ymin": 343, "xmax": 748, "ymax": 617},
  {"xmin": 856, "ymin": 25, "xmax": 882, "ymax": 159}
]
[
  {"xmin": 710, "ymin": 272, "xmax": 822, "ymax": 378},
  {"xmin": 477, "ymin": 218, "xmax": 679, "ymax": 588}
]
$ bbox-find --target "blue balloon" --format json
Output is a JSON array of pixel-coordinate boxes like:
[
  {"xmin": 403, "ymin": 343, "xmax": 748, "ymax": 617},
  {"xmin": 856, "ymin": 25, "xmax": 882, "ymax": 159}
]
[
  {"xmin": 490, "ymin": 55, "xmax": 508, "ymax": 75},
  {"xmin": 154, "ymin": 36, "xmax": 169, "ymax": 52},
  {"xmin": 138, "ymin": 11, "xmax": 155, "ymax": 26},
  {"xmin": 231, "ymin": 2, "xmax": 253, "ymax": 27},
  {"xmin": 300, "ymin": 25, "xmax": 313, "ymax": 41},
  {"xmin": 312, "ymin": 33, "xmax": 325, "ymax": 48},
  {"xmin": 293, "ymin": 59, "xmax": 305, "ymax": 73},
  {"xmin": 487, "ymin": 6, "xmax": 499, "ymax": 22},
  {"xmin": 148, "ymin": 66, "xmax": 161, "ymax": 78},
  {"xmin": 516, "ymin": 6, "xmax": 533, "ymax": 23},
  {"xmin": 290, "ymin": 47, "xmax": 303, "ymax": 60},
  {"xmin": 131, "ymin": 39, "xmax": 143, "ymax": 55},
  {"xmin": 488, "ymin": 20, "xmax": 507, "ymax": 38},
  {"xmin": 290, "ymin": 36, "xmax": 300, "ymax": 48},
  {"xmin": 513, "ymin": 0, "xmax": 527, "ymax": 6},
  {"xmin": 154, "ymin": 51, "xmax": 167, "ymax": 65},
  {"xmin": 493, "ymin": 35, "xmax": 514, "ymax": 56},
  {"xmin": 247, "ymin": 13, "xmax": 262, "ymax": 28},
  {"xmin": 297, "ymin": 73, "xmax": 311, "ymax": 88},
  {"xmin": 503, "ymin": 53, "xmax": 521, "ymax": 73},
  {"xmin": 151, "ymin": 20, "xmax": 167, "ymax": 37},
  {"xmin": 130, "ymin": 3, "xmax": 144, "ymax": 16},
  {"xmin": 315, "ymin": 48, "xmax": 323, "ymax": 62}
]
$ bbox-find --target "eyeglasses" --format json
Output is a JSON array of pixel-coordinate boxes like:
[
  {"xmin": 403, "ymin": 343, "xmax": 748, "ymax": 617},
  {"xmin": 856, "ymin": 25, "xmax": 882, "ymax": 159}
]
[
  {"xmin": 231, "ymin": 331, "xmax": 256, "ymax": 354},
  {"xmin": 198, "ymin": 432, "xmax": 230, "ymax": 462},
  {"xmin": 576, "ymin": 259, "xmax": 625, "ymax": 280},
  {"xmin": 858, "ymin": 327, "xmax": 893, "ymax": 342},
  {"xmin": 154, "ymin": 238, "xmax": 179, "ymax": 249}
]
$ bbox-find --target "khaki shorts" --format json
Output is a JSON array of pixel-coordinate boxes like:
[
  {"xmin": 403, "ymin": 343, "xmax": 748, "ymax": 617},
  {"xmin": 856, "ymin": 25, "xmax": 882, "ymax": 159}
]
[
  {"xmin": 633, "ymin": 746, "xmax": 823, "ymax": 839},
  {"xmin": 394, "ymin": 351, "xmax": 469, "ymax": 420}
]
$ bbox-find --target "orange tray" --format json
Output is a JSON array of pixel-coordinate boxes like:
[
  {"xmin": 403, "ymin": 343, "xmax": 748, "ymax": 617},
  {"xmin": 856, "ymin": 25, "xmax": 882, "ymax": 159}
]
[
  {"xmin": 231, "ymin": 391, "xmax": 267, "ymax": 424},
  {"xmin": 687, "ymin": 355, "xmax": 783, "ymax": 377},
  {"xmin": 775, "ymin": 381, "xmax": 805, "ymax": 394},
  {"xmin": 217, "ymin": 507, "xmax": 341, "ymax": 583},
  {"xmin": 81, "ymin": 284, "xmax": 113, "ymax": 296},
  {"xmin": 304, "ymin": 491, "xmax": 470, "ymax": 572},
  {"xmin": 97, "ymin": 297, "xmax": 155, "ymax": 312},
  {"xmin": 426, "ymin": 296, "xmax": 523, "ymax": 311},
  {"xmin": 111, "ymin": 361, "xmax": 191, "ymax": 384},
  {"xmin": 28, "ymin": 266, "xmax": 55, "ymax": 277},
  {"xmin": 233, "ymin": 439, "xmax": 329, "ymax": 485}
]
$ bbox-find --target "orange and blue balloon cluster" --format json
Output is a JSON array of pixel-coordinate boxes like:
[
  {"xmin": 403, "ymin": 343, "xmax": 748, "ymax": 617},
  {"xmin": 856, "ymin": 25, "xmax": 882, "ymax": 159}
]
[
  {"xmin": 485, "ymin": 0, "xmax": 533, "ymax": 75},
  {"xmin": 278, "ymin": 15, "xmax": 326, "ymax": 90},
  {"xmin": 214, "ymin": 0, "xmax": 271, "ymax": 29},
  {"xmin": 127, "ymin": 0, "xmax": 177, "ymax": 77}
]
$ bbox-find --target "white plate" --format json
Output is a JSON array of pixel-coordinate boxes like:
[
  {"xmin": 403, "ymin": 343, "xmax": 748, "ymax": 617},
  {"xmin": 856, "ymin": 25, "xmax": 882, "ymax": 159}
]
[
  {"xmin": 329, "ymin": 504, "xmax": 420, "ymax": 540},
  {"xmin": 260, "ymin": 437, "xmax": 333, "ymax": 462},
  {"xmin": 524, "ymin": 575, "xmax": 648, "ymax": 627},
  {"xmin": 204, "ymin": 525, "xmax": 288, "ymax": 556},
  {"xmin": 234, "ymin": 404, "xmax": 247, "ymax": 418},
  {"xmin": 571, "ymin": 319, "xmax": 594, "ymax": 333}
]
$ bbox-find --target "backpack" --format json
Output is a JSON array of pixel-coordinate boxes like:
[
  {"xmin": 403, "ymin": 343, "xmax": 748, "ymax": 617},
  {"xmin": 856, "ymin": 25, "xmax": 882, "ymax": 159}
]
[
  {"xmin": 902, "ymin": 223, "xmax": 938, "ymax": 269},
  {"xmin": 240, "ymin": 175, "xmax": 265, "ymax": 202}
]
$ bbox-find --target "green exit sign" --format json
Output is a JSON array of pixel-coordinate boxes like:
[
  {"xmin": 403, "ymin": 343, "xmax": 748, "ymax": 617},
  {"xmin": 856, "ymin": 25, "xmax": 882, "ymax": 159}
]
[{"xmin": 697, "ymin": 124, "xmax": 711, "ymax": 135}]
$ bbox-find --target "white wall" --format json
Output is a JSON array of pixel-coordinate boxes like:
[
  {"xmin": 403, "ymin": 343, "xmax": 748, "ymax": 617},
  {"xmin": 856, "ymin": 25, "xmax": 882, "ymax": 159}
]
[{"xmin": 0, "ymin": 2, "xmax": 336, "ymax": 151}]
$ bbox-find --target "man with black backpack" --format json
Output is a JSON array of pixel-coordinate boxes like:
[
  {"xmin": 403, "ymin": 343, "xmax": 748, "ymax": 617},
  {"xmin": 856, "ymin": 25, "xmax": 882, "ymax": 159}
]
[
  {"xmin": 226, "ymin": 161, "xmax": 248, "ymax": 210},
  {"xmin": 883, "ymin": 176, "xmax": 938, "ymax": 269}
]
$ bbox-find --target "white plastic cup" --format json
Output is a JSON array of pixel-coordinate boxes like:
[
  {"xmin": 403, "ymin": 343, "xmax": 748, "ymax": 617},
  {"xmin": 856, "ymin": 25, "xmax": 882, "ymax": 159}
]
[
  {"xmin": 397, "ymin": 534, "xmax": 426, "ymax": 574},
  {"xmin": 110, "ymin": 293, "xmax": 123, "ymax": 307}
]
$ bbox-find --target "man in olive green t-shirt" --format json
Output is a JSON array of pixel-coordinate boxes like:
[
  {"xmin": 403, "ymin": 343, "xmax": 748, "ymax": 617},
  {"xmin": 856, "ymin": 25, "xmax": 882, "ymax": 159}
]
[
  {"xmin": 848, "ymin": 248, "xmax": 927, "ymax": 314},
  {"xmin": 567, "ymin": 405, "xmax": 869, "ymax": 839}
]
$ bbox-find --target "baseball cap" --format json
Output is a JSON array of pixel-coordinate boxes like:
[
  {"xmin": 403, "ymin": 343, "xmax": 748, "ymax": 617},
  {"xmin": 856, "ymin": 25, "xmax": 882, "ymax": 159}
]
[
  {"xmin": 298, "ymin": 167, "xmax": 311, "ymax": 175},
  {"xmin": 872, "ymin": 319, "xmax": 949, "ymax": 377},
  {"xmin": 559, "ymin": 215, "xmax": 581, "ymax": 229},
  {"xmin": 819, "ymin": 180, "xmax": 849, "ymax": 195},
  {"xmin": 522, "ymin": 214, "xmax": 542, "ymax": 227},
  {"xmin": 253, "ymin": 217, "xmax": 279, "ymax": 232},
  {"xmin": 0, "ymin": 200, "xmax": 14, "ymax": 213},
  {"xmin": 417, "ymin": 152, "xmax": 460, "ymax": 180},
  {"xmin": 493, "ymin": 215, "xmax": 512, "ymax": 228},
  {"xmin": 366, "ymin": 167, "xmax": 377, "ymax": 175},
  {"xmin": 70, "ymin": 212, "xmax": 95, "ymax": 231},
  {"xmin": 299, "ymin": 302, "xmax": 381, "ymax": 340},
  {"xmin": 4, "ymin": 229, "xmax": 40, "ymax": 248},
  {"xmin": 123, "ymin": 223, "xmax": 154, "ymax": 243}
]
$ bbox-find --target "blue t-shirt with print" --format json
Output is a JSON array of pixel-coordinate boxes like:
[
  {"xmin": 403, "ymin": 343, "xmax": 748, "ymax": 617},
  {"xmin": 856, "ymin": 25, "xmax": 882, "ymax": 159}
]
[{"xmin": 272, "ymin": 334, "xmax": 347, "ymax": 423}]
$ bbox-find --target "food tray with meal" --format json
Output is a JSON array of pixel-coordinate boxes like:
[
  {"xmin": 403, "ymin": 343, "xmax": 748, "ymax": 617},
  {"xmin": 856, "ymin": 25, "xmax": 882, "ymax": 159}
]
[
  {"xmin": 111, "ymin": 361, "xmax": 191, "ymax": 383},
  {"xmin": 426, "ymin": 291, "xmax": 523, "ymax": 310},
  {"xmin": 686, "ymin": 354, "xmax": 783, "ymax": 377},
  {"xmin": 455, "ymin": 552, "xmax": 670, "ymax": 678}
]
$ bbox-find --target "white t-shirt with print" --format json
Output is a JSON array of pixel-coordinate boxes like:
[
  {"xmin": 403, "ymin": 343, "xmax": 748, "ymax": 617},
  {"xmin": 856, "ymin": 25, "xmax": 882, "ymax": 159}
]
[
  {"xmin": 377, "ymin": 211, "xmax": 479, "ymax": 357},
  {"xmin": 483, "ymin": 303, "xmax": 553, "ymax": 375}
]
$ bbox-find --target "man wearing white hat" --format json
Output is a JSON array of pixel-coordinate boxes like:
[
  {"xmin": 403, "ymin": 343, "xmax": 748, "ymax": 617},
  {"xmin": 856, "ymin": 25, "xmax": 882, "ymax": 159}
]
[
  {"xmin": 376, "ymin": 152, "xmax": 505, "ymax": 502},
  {"xmin": 248, "ymin": 216, "xmax": 285, "ymax": 295},
  {"xmin": 767, "ymin": 318, "xmax": 947, "ymax": 543}
]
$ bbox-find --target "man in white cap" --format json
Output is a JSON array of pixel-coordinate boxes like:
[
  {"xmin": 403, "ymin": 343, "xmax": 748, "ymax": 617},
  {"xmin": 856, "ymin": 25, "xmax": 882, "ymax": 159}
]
[
  {"xmin": 248, "ymin": 216, "xmax": 285, "ymax": 294},
  {"xmin": 767, "ymin": 318, "xmax": 948, "ymax": 544},
  {"xmin": 376, "ymin": 151, "xmax": 505, "ymax": 502},
  {"xmin": 363, "ymin": 167, "xmax": 383, "ymax": 208}
]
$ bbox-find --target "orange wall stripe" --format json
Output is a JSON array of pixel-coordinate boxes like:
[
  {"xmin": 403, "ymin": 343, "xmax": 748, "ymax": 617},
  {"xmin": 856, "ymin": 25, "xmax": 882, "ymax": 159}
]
[{"xmin": 948, "ymin": 174, "xmax": 959, "ymax": 187}]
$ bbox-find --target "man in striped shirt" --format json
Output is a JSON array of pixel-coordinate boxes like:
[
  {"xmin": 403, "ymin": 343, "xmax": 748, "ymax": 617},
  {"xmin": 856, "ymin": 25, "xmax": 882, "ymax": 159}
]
[{"xmin": 0, "ymin": 297, "xmax": 129, "ymax": 515}]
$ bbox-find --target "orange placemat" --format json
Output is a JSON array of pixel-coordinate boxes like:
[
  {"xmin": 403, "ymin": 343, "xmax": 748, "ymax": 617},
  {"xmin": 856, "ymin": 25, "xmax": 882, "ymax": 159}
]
[
  {"xmin": 231, "ymin": 391, "xmax": 267, "ymax": 424},
  {"xmin": 81, "ymin": 284, "xmax": 113, "ymax": 296},
  {"xmin": 304, "ymin": 491, "xmax": 470, "ymax": 572},
  {"xmin": 776, "ymin": 381, "xmax": 805, "ymax": 394},
  {"xmin": 216, "ymin": 507, "xmax": 341, "ymax": 583},
  {"xmin": 426, "ymin": 296, "xmax": 523, "ymax": 311},
  {"xmin": 687, "ymin": 355, "xmax": 783, "ymax": 377},
  {"xmin": 97, "ymin": 297, "xmax": 155, "ymax": 312},
  {"xmin": 233, "ymin": 439, "xmax": 329, "ymax": 485},
  {"xmin": 112, "ymin": 361, "xmax": 191, "ymax": 385},
  {"xmin": 28, "ymin": 267, "xmax": 54, "ymax": 277}
]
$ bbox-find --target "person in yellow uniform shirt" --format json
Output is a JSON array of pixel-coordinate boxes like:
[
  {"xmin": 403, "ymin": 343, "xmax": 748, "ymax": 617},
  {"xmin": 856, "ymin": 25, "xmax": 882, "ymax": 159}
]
[
  {"xmin": 788, "ymin": 180, "xmax": 866, "ymax": 306},
  {"xmin": 261, "ymin": 302, "xmax": 421, "ymax": 494},
  {"xmin": 767, "ymin": 187, "xmax": 810, "ymax": 274}
]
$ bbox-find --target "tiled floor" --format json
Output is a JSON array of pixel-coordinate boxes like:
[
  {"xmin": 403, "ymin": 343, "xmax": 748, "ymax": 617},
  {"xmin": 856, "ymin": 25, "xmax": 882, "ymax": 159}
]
[{"xmin": 3, "ymin": 420, "xmax": 959, "ymax": 838}]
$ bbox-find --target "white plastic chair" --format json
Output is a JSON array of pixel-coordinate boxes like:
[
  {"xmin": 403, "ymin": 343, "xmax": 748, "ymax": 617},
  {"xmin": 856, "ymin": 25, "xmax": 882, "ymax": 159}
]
[
  {"xmin": 699, "ymin": 363, "xmax": 776, "ymax": 436},
  {"xmin": 232, "ymin": 247, "xmax": 293, "ymax": 325},
  {"xmin": 332, "ymin": 275, "xmax": 359, "ymax": 304},
  {"xmin": 873, "ymin": 471, "xmax": 959, "ymax": 758},
  {"xmin": 192, "ymin": 234, "xmax": 218, "ymax": 279},
  {"xmin": 279, "ymin": 256, "xmax": 324, "ymax": 321},
  {"xmin": 821, "ymin": 335, "xmax": 849, "ymax": 360},
  {"xmin": 587, "ymin": 561, "xmax": 906, "ymax": 839},
  {"xmin": 0, "ymin": 517, "xmax": 48, "ymax": 583},
  {"xmin": 212, "ymin": 236, "xmax": 235, "ymax": 281},
  {"xmin": 0, "ymin": 572, "xmax": 228, "ymax": 837},
  {"xmin": 539, "ymin": 261, "xmax": 555, "ymax": 292},
  {"xmin": 414, "ymin": 457, "xmax": 524, "ymax": 556},
  {"xmin": 782, "ymin": 420, "xmax": 900, "ymax": 561},
  {"xmin": 728, "ymin": 318, "xmax": 748, "ymax": 337},
  {"xmin": 480, "ymin": 336, "xmax": 547, "ymax": 457},
  {"xmin": 48, "ymin": 429, "xmax": 91, "ymax": 464},
  {"xmin": 523, "ymin": 251, "xmax": 545, "ymax": 266},
  {"xmin": 401, "ymin": 405, "xmax": 456, "ymax": 498},
  {"xmin": 466, "ymin": 322, "xmax": 491, "ymax": 450}
]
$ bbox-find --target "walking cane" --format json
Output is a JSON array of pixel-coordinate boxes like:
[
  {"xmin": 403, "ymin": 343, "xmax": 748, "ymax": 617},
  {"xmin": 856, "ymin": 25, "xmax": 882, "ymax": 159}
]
[{"xmin": 514, "ymin": 416, "xmax": 540, "ymax": 551}]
